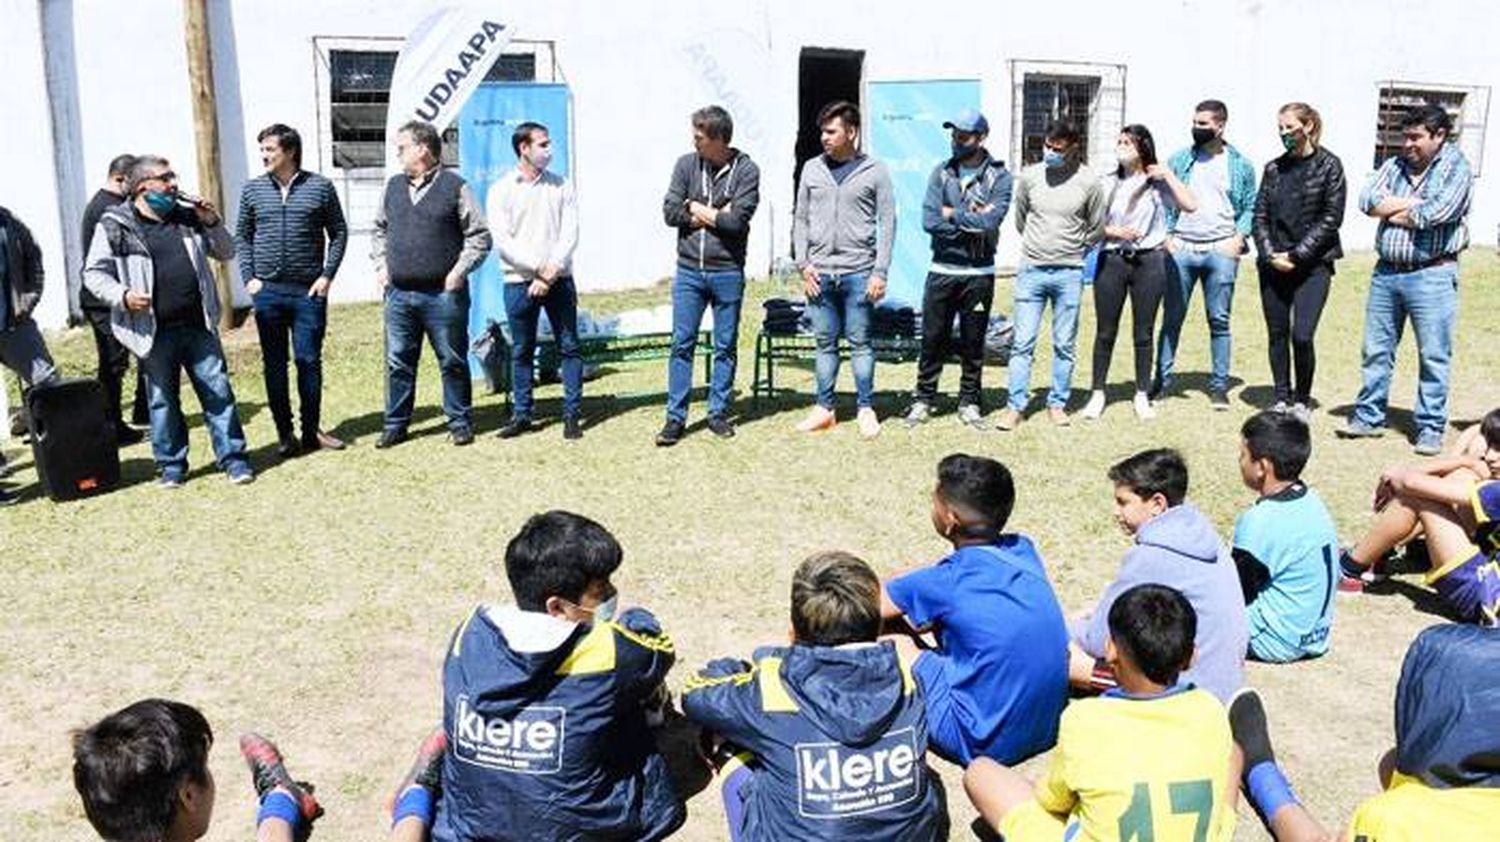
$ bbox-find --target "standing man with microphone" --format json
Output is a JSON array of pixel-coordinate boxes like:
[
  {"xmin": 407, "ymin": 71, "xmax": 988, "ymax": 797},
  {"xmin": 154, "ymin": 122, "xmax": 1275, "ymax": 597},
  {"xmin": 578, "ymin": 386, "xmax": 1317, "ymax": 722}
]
[{"xmin": 84, "ymin": 156, "xmax": 254, "ymax": 488}]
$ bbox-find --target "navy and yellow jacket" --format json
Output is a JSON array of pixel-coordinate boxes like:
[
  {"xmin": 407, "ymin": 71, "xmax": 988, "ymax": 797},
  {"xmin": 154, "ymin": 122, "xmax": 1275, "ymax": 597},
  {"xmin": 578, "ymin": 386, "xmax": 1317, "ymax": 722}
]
[
  {"xmin": 431, "ymin": 605, "xmax": 684, "ymax": 842},
  {"xmin": 682, "ymin": 641, "xmax": 947, "ymax": 841}
]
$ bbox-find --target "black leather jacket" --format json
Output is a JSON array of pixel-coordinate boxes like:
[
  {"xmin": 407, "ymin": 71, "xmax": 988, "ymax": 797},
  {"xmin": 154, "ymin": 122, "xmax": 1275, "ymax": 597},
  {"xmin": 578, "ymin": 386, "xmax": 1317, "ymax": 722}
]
[{"xmin": 1252, "ymin": 146, "xmax": 1346, "ymax": 268}]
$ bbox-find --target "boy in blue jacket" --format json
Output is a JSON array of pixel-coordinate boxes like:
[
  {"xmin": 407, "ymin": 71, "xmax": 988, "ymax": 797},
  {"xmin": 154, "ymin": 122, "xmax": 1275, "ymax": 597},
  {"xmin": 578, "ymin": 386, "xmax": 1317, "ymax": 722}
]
[
  {"xmin": 389, "ymin": 510, "xmax": 684, "ymax": 841},
  {"xmin": 881, "ymin": 453, "xmax": 1070, "ymax": 766},
  {"xmin": 682, "ymin": 550, "xmax": 947, "ymax": 841}
]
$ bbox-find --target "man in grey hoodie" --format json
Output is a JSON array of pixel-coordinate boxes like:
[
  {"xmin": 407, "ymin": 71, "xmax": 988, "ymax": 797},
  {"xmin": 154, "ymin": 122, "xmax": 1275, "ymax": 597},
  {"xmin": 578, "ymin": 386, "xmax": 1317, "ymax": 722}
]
[
  {"xmin": 792, "ymin": 100, "xmax": 896, "ymax": 439},
  {"xmin": 1069, "ymin": 448, "xmax": 1248, "ymax": 702}
]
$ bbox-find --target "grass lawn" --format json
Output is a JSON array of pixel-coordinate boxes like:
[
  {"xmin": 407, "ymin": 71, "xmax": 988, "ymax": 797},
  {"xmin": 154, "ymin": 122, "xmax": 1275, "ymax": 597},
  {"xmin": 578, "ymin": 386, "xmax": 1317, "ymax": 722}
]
[{"xmin": 3, "ymin": 251, "xmax": 1499, "ymax": 840}]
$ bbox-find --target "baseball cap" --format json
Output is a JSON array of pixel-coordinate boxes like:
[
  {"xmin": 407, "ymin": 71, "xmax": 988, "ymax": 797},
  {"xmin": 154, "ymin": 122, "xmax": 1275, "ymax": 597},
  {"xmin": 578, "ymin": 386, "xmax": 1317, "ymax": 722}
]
[{"xmin": 942, "ymin": 108, "xmax": 989, "ymax": 134}]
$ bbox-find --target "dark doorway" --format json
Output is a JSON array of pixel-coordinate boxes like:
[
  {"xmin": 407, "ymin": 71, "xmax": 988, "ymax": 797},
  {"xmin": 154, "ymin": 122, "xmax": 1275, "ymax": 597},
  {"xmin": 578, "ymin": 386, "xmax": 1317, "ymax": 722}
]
[{"xmin": 794, "ymin": 47, "xmax": 864, "ymax": 193}]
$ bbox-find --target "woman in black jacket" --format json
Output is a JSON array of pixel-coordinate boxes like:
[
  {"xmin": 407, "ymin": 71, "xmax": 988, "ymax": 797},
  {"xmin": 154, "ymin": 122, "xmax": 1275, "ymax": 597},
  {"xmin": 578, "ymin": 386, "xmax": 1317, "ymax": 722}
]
[{"xmin": 1252, "ymin": 102, "xmax": 1346, "ymax": 421}]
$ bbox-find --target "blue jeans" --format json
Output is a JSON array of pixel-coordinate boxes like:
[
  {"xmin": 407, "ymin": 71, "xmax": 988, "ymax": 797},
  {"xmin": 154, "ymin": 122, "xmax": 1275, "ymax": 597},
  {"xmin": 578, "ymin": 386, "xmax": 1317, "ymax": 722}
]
[
  {"xmin": 808, "ymin": 271, "xmax": 875, "ymax": 409},
  {"xmin": 140, "ymin": 322, "xmax": 250, "ymax": 479},
  {"xmin": 384, "ymin": 286, "xmax": 472, "ymax": 433},
  {"xmin": 1156, "ymin": 247, "xmax": 1239, "ymax": 394},
  {"xmin": 252, "ymin": 282, "xmax": 328, "ymax": 440},
  {"xmin": 1353, "ymin": 262, "xmax": 1458, "ymax": 436},
  {"xmin": 1006, "ymin": 265, "xmax": 1082, "ymax": 411},
  {"xmin": 667, "ymin": 266, "xmax": 744, "ymax": 423},
  {"xmin": 504, "ymin": 277, "xmax": 582, "ymax": 421}
]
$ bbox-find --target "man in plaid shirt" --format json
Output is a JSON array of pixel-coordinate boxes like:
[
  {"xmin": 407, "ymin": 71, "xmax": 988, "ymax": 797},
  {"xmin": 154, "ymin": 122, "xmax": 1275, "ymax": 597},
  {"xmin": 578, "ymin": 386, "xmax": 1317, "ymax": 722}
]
[{"xmin": 1340, "ymin": 104, "xmax": 1473, "ymax": 456}]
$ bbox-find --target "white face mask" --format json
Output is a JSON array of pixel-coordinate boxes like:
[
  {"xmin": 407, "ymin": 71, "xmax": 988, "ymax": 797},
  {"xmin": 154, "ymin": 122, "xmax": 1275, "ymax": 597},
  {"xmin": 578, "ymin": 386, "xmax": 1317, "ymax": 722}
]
[
  {"xmin": 586, "ymin": 593, "xmax": 618, "ymax": 623},
  {"xmin": 527, "ymin": 146, "xmax": 554, "ymax": 172},
  {"xmin": 1116, "ymin": 145, "xmax": 1140, "ymax": 166}
]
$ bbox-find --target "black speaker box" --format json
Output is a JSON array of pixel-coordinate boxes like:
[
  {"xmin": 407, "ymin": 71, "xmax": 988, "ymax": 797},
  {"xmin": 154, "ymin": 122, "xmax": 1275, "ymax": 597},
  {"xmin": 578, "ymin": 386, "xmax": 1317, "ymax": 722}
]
[{"xmin": 26, "ymin": 378, "xmax": 121, "ymax": 501}]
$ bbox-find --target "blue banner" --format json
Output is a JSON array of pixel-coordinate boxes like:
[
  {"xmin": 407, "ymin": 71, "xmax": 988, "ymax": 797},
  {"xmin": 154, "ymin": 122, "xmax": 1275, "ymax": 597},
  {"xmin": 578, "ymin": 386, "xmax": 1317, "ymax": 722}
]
[
  {"xmin": 867, "ymin": 80, "xmax": 982, "ymax": 308},
  {"xmin": 458, "ymin": 82, "xmax": 572, "ymax": 375}
]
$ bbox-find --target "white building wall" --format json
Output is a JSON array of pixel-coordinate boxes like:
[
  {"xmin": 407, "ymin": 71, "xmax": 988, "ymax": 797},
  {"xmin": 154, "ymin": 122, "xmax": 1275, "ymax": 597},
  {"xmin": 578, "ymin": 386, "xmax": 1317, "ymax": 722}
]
[{"xmin": 9, "ymin": 0, "xmax": 1497, "ymax": 329}]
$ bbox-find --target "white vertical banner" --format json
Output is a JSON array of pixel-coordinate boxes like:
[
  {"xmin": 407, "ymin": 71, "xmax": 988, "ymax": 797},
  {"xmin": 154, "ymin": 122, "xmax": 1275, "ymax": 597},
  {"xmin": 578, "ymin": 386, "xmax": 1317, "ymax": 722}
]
[{"xmin": 385, "ymin": 6, "xmax": 513, "ymax": 172}]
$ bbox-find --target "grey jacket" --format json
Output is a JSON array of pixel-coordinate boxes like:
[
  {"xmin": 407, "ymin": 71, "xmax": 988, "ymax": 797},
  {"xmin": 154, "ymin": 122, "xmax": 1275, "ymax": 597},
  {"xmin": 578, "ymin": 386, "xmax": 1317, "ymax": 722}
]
[
  {"xmin": 0, "ymin": 206, "xmax": 45, "ymax": 328},
  {"xmin": 792, "ymin": 154, "xmax": 896, "ymax": 277},
  {"xmin": 83, "ymin": 202, "xmax": 235, "ymax": 358}
]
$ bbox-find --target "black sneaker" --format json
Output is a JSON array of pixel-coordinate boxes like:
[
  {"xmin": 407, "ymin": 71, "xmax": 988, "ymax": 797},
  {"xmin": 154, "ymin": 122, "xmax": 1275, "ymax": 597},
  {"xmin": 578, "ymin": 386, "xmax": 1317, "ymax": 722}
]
[
  {"xmin": 1228, "ymin": 688, "xmax": 1276, "ymax": 771},
  {"xmin": 115, "ymin": 425, "xmax": 145, "ymax": 446},
  {"xmin": 449, "ymin": 427, "xmax": 475, "ymax": 447},
  {"xmin": 655, "ymin": 419, "xmax": 685, "ymax": 447},
  {"xmin": 707, "ymin": 416, "xmax": 736, "ymax": 439},
  {"xmin": 0, "ymin": 486, "xmax": 18, "ymax": 507},
  {"xmin": 374, "ymin": 428, "xmax": 408, "ymax": 449},
  {"xmin": 563, "ymin": 417, "xmax": 583, "ymax": 440},
  {"xmin": 1210, "ymin": 389, "xmax": 1231, "ymax": 411},
  {"xmin": 276, "ymin": 435, "xmax": 303, "ymax": 459},
  {"xmin": 496, "ymin": 417, "xmax": 533, "ymax": 439},
  {"xmin": 387, "ymin": 728, "xmax": 448, "ymax": 816}
]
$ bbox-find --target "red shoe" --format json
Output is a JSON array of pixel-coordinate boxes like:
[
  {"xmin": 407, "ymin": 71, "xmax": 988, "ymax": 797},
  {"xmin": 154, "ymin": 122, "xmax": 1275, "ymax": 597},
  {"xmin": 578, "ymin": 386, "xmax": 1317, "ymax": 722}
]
[{"xmin": 239, "ymin": 733, "xmax": 323, "ymax": 827}]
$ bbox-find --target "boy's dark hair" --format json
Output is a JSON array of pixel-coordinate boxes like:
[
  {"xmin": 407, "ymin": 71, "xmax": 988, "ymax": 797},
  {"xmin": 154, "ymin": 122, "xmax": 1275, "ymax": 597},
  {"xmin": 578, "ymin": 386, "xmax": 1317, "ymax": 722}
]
[
  {"xmin": 1045, "ymin": 119, "xmax": 1082, "ymax": 146},
  {"xmin": 1195, "ymin": 99, "xmax": 1229, "ymax": 123},
  {"xmin": 691, "ymin": 105, "xmax": 734, "ymax": 143},
  {"xmin": 510, "ymin": 121, "xmax": 548, "ymax": 156},
  {"xmin": 791, "ymin": 551, "xmax": 882, "ymax": 647},
  {"xmin": 937, "ymin": 453, "xmax": 1016, "ymax": 535},
  {"xmin": 1401, "ymin": 103, "xmax": 1453, "ymax": 138},
  {"xmin": 1108, "ymin": 448, "xmax": 1189, "ymax": 507},
  {"xmin": 107, "ymin": 154, "xmax": 139, "ymax": 178},
  {"xmin": 1481, "ymin": 408, "xmax": 1500, "ymax": 449},
  {"xmin": 1241, "ymin": 410, "xmax": 1311, "ymax": 481},
  {"xmin": 505, "ymin": 511, "xmax": 623, "ymax": 611},
  {"xmin": 256, "ymin": 123, "xmax": 303, "ymax": 167},
  {"xmin": 1108, "ymin": 584, "xmax": 1197, "ymax": 686},
  {"xmin": 817, "ymin": 100, "xmax": 861, "ymax": 132},
  {"xmin": 72, "ymin": 699, "xmax": 213, "ymax": 842}
]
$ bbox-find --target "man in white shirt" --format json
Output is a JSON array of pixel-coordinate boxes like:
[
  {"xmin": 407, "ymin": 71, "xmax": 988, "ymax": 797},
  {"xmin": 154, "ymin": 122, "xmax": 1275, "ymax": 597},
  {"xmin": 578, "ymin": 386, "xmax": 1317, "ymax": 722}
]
[{"xmin": 486, "ymin": 121, "xmax": 583, "ymax": 440}]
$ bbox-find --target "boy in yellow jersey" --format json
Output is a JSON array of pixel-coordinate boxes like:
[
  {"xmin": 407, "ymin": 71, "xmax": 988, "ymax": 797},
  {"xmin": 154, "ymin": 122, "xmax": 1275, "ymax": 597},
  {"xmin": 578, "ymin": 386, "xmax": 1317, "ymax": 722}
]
[
  {"xmin": 963, "ymin": 583, "xmax": 1235, "ymax": 841},
  {"xmin": 1344, "ymin": 623, "xmax": 1500, "ymax": 841}
]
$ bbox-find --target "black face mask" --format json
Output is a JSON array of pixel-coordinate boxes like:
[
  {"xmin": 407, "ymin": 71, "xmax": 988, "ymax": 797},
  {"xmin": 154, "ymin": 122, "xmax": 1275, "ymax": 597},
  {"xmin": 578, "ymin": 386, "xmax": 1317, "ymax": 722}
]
[{"xmin": 1192, "ymin": 127, "xmax": 1218, "ymax": 147}]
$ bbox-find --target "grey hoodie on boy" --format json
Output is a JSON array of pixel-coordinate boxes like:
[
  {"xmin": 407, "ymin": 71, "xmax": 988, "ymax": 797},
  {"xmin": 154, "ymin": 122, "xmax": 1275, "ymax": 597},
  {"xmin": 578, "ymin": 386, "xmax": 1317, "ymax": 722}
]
[
  {"xmin": 792, "ymin": 154, "xmax": 896, "ymax": 278},
  {"xmin": 1072, "ymin": 504, "xmax": 1249, "ymax": 702}
]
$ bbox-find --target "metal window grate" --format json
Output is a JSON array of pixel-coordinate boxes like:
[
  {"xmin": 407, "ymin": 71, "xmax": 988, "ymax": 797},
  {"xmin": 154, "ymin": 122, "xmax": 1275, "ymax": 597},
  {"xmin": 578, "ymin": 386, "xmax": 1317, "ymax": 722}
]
[{"xmin": 1020, "ymin": 76, "xmax": 1100, "ymax": 165}]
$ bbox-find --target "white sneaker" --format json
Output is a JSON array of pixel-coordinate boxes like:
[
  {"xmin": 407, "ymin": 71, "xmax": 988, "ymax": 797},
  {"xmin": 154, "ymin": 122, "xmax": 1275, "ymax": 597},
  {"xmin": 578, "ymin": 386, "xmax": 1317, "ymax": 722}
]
[
  {"xmin": 1081, "ymin": 390, "xmax": 1106, "ymax": 420},
  {"xmin": 857, "ymin": 407, "xmax": 881, "ymax": 439},
  {"xmin": 956, "ymin": 404, "xmax": 984, "ymax": 429},
  {"xmin": 795, "ymin": 406, "xmax": 837, "ymax": 433},
  {"xmin": 1292, "ymin": 403, "xmax": 1312, "ymax": 425},
  {"xmin": 903, "ymin": 401, "xmax": 932, "ymax": 428},
  {"xmin": 1133, "ymin": 391, "xmax": 1156, "ymax": 420}
]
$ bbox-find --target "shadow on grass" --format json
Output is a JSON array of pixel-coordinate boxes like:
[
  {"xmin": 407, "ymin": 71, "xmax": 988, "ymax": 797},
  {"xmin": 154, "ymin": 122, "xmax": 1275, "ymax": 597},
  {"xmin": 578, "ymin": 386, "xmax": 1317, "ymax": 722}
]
[
  {"xmin": 1362, "ymin": 577, "xmax": 1464, "ymax": 623},
  {"xmin": 1324, "ymin": 402, "xmax": 1417, "ymax": 436}
]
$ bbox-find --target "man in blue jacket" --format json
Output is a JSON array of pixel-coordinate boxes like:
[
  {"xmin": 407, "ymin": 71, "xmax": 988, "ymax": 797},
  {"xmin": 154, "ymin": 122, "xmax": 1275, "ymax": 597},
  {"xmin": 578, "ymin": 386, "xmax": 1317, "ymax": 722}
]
[
  {"xmin": 237, "ymin": 123, "xmax": 349, "ymax": 458},
  {"xmin": 906, "ymin": 109, "xmax": 1011, "ymax": 430}
]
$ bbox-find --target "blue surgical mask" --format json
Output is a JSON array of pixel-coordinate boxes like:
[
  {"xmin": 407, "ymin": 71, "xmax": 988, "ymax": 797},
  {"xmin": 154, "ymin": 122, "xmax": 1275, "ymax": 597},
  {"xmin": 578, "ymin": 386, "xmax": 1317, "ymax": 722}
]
[
  {"xmin": 143, "ymin": 190, "xmax": 177, "ymax": 216},
  {"xmin": 588, "ymin": 593, "xmax": 618, "ymax": 623},
  {"xmin": 1043, "ymin": 149, "xmax": 1067, "ymax": 169}
]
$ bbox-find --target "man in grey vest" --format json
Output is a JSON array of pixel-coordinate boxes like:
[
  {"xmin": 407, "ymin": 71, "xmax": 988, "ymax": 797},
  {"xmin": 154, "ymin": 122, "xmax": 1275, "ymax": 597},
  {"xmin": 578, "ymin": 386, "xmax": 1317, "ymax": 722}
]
[{"xmin": 371, "ymin": 120, "xmax": 492, "ymax": 448}]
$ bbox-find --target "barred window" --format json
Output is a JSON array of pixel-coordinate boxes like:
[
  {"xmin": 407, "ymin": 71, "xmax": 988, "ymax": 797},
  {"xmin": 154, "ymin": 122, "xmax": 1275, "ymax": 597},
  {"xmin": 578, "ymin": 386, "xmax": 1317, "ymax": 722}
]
[{"xmin": 1373, "ymin": 82, "xmax": 1489, "ymax": 175}]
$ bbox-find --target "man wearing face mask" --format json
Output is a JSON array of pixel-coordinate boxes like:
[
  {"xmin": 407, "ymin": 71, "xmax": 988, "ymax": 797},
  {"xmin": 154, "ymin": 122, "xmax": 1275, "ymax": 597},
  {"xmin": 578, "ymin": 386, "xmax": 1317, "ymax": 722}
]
[
  {"xmin": 76, "ymin": 154, "xmax": 148, "ymax": 444},
  {"xmin": 83, "ymin": 155, "xmax": 254, "ymax": 487},
  {"xmin": 487, "ymin": 121, "xmax": 583, "ymax": 441},
  {"xmin": 236, "ymin": 123, "xmax": 349, "ymax": 458},
  {"xmin": 906, "ymin": 109, "xmax": 1012, "ymax": 430},
  {"xmin": 1156, "ymin": 99, "xmax": 1259, "ymax": 410},
  {"xmin": 1340, "ymin": 104, "xmax": 1473, "ymax": 455},
  {"xmin": 997, "ymin": 120, "xmax": 1106, "ymax": 431}
]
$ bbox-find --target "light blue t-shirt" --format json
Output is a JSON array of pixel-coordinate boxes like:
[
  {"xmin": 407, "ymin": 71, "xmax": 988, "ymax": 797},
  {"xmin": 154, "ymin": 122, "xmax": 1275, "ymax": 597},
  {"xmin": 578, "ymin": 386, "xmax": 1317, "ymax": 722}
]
[
  {"xmin": 1235, "ymin": 484, "xmax": 1340, "ymax": 662},
  {"xmin": 885, "ymin": 536, "xmax": 1070, "ymax": 765}
]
